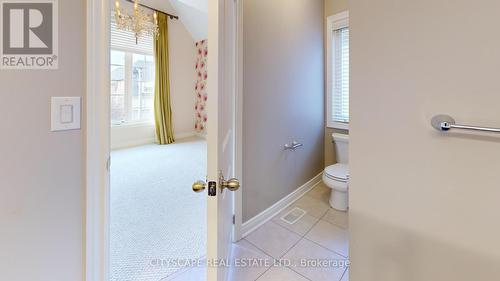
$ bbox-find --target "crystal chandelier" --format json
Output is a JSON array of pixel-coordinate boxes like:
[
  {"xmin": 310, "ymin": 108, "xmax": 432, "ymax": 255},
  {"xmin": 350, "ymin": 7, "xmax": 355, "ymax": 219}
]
[{"xmin": 114, "ymin": 0, "xmax": 159, "ymax": 44}]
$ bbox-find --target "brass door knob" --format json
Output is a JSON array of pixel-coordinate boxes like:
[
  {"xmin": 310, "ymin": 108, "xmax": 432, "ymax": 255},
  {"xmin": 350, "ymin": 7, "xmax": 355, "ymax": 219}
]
[
  {"xmin": 222, "ymin": 178, "xmax": 240, "ymax": 192},
  {"xmin": 192, "ymin": 181, "xmax": 206, "ymax": 193}
]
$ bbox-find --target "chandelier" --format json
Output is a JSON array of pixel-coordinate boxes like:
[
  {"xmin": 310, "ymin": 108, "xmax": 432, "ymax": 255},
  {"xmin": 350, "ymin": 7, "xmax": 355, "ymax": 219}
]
[{"xmin": 114, "ymin": 0, "xmax": 159, "ymax": 44}]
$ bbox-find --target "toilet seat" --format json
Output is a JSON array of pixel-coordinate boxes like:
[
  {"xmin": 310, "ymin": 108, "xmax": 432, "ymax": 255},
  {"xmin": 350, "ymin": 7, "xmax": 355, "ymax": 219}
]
[{"xmin": 324, "ymin": 164, "xmax": 349, "ymax": 182}]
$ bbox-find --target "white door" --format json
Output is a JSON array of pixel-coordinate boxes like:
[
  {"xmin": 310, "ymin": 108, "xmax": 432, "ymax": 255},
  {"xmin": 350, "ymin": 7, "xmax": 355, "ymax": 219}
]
[{"xmin": 204, "ymin": 0, "xmax": 239, "ymax": 280}]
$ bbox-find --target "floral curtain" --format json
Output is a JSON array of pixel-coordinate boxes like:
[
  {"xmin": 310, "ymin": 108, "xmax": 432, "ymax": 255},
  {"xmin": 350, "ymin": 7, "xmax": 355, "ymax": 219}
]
[{"xmin": 194, "ymin": 40, "xmax": 208, "ymax": 133}]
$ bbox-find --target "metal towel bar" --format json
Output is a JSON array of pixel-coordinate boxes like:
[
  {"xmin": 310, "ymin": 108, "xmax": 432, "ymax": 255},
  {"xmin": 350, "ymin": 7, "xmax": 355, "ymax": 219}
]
[
  {"xmin": 431, "ymin": 115, "xmax": 500, "ymax": 134},
  {"xmin": 284, "ymin": 141, "xmax": 304, "ymax": 150}
]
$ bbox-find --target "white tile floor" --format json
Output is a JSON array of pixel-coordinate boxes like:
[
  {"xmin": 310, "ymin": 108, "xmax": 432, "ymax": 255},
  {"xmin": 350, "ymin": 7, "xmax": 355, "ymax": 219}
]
[{"xmin": 168, "ymin": 182, "xmax": 350, "ymax": 281}]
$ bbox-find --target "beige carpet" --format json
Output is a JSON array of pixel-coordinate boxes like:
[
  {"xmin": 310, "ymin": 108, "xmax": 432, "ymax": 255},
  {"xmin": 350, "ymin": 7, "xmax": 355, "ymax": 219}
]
[{"xmin": 110, "ymin": 137, "xmax": 207, "ymax": 281}]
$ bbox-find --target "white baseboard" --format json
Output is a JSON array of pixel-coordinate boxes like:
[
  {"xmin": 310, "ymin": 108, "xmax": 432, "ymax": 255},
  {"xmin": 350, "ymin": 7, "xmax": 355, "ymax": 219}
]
[
  {"xmin": 111, "ymin": 137, "xmax": 155, "ymax": 150},
  {"xmin": 195, "ymin": 131, "xmax": 207, "ymax": 139},
  {"xmin": 176, "ymin": 131, "xmax": 198, "ymax": 139},
  {"xmin": 241, "ymin": 172, "xmax": 323, "ymax": 238},
  {"xmin": 111, "ymin": 131, "xmax": 199, "ymax": 150}
]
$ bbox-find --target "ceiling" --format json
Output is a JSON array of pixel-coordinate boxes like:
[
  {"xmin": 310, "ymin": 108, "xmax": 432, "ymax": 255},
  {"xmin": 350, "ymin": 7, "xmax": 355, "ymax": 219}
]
[
  {"xmin": 141, "ymin": 0, "xmax": 208, "ymax": 41},
  {"xmin": 168, "ymin": 0, "xmax": 208, "ymax": 41}
]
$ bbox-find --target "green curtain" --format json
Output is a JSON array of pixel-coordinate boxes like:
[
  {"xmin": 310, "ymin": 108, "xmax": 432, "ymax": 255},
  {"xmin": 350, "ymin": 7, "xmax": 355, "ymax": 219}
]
[{"xmin": 154, "ymin": 13, "xmax": 175, "ymax": 144}]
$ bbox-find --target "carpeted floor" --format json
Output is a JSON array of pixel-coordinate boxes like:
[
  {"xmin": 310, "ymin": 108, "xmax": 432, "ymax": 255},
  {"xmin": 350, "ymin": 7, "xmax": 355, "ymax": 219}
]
[{"xmin": 110, "ymin": 137, "xmax": 207, "ymax": 281}]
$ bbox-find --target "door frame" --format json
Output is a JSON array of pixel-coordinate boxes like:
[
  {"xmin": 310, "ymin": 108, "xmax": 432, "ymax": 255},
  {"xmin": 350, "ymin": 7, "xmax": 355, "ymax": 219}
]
[
  {"xmin": 86, "ymin": 0, "xmax": 110, "ymax": 280},
  {"xmin": 233, "ymin": 0, "xmax": 244, "ymax": 243},
  {"xmin": 85, "ymin": 0, "xmax": 243, "ymax": 280}
]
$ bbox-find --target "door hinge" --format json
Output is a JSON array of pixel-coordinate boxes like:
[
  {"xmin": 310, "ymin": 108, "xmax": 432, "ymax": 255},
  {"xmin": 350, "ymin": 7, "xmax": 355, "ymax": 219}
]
[
  {"xmin": 106, "ymin": 156, "xmax": 111, "ymax": 171},
  {"xmin": 232, "ymin": 214, "xmax": 235, "ymax": 225}
]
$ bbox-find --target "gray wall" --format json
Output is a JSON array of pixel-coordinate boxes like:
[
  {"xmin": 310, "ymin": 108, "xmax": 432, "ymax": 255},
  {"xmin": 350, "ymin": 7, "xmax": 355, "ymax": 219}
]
[
  {"xmin": 350, "ymin": 0, "xmax": 500, "ymax": 280},
  {"xmin": 0, "ymin": 1, "xmax": 84, "ymax": 280},
  {"xmin": 243, "ymin": 0, "xmax": 325, "ymax": 222}
]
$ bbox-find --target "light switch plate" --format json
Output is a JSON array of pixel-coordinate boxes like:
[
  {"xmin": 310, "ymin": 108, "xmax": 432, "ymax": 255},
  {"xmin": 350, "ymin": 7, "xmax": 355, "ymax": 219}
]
[{"xmin": 51, "ymin": 97, "xmax": 81, "ymax": 132}]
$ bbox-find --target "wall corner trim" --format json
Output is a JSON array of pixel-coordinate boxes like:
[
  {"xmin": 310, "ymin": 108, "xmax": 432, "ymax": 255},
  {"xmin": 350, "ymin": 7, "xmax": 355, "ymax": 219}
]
[{"xmin": 241, "ymin": 172, "xmax": 323, "ymax": 238}]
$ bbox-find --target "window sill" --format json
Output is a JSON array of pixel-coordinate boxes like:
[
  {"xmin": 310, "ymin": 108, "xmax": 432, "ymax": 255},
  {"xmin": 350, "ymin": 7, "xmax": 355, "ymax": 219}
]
[
  {"xmin": 327, "ymin": 121, "xmax": 349, "ymax": 130},
  {"xmin": 111, "ymin": 122, "xmax": 154, "ymax": 128}
]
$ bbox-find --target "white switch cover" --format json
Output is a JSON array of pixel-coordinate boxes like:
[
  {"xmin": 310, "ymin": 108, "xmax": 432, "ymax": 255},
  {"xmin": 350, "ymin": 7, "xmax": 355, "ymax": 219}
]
[{"xmin": 51, "ymin": 97, "xmax": 81, "ymax": 131}]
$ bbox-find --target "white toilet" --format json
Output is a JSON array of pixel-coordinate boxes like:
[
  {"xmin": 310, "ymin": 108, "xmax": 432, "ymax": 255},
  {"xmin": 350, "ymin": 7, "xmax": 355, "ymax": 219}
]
[{"xmin": 322, "ymin": 133, "xmax": 349, "ymax": 211}]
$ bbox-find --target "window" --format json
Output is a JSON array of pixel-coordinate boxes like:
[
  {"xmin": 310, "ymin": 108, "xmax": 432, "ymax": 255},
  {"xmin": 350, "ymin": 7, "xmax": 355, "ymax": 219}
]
[
  {"xmin": 110, "ymin": 14, "xmax": 155, "ymax": 126},
  {"xmin": 110, "ymin": 51, "xmax": 155, "ymax": 125},
  {"xmin": 327, "ymin": 11, "xmax": 349, "ymax": 129}
]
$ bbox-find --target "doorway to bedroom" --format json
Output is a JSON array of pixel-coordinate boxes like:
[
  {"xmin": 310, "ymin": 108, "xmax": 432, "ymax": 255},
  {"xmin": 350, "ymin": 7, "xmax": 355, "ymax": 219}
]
[{"xmin": 109, "ymin": 1, "xmax": 208, "ymax": 280}]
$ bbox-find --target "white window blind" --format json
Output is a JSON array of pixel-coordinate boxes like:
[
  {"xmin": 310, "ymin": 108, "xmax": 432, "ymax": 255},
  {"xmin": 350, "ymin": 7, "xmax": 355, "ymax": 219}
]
[
  {"xmin": 332, "ymin": 27, "xmax": 349, "ymax": 123},
  {"xmin": 110, "ymin": 13, "xmax": 154, "ymax": 55}
]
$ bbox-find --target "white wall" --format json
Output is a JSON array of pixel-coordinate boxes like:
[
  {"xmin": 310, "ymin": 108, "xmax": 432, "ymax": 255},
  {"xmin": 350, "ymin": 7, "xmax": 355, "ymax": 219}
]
[
  {"xmin": 111, "ymin": 123, "xmax": 156, "ymax": 150},
  {"xmin": 350, "ymin": 0, "xmax": 500, "ymax": 280},
  {"xmin": 110, "ymin": 0, "xmax": 197, "ymax": 149},
  {"xmin": 168, "ymin": 18, "xmax": 197, "ymax": 137},
  {"xmin": 0, "ymin": 1, "xmax": 84, "ymax": 280}
]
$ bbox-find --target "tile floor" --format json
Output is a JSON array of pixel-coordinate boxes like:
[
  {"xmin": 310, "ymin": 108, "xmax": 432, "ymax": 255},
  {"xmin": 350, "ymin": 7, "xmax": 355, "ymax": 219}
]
[{"xmin": 168, "ymin": 182, "xmax": 350, "ymax": 281}]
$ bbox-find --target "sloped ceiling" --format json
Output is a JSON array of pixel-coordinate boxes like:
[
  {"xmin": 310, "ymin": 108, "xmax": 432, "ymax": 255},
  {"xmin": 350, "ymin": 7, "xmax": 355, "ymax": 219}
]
[
  {"xmin": 168, "ymin": 0, "xmax": 208, "ymax": 41},
  {"xmin": 117, "ymin": 0, "xmax": 208, "ymax": 41},
  {"xmin": 172, "ymin": 0, "xmax": 207, "ymax": 13}
]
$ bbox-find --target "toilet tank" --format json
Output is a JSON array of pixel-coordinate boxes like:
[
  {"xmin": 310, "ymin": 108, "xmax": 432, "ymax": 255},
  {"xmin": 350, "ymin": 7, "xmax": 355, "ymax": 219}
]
[{"xmin": 332, "ymin": 133, "xmax": 349, "ymax": 164}]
